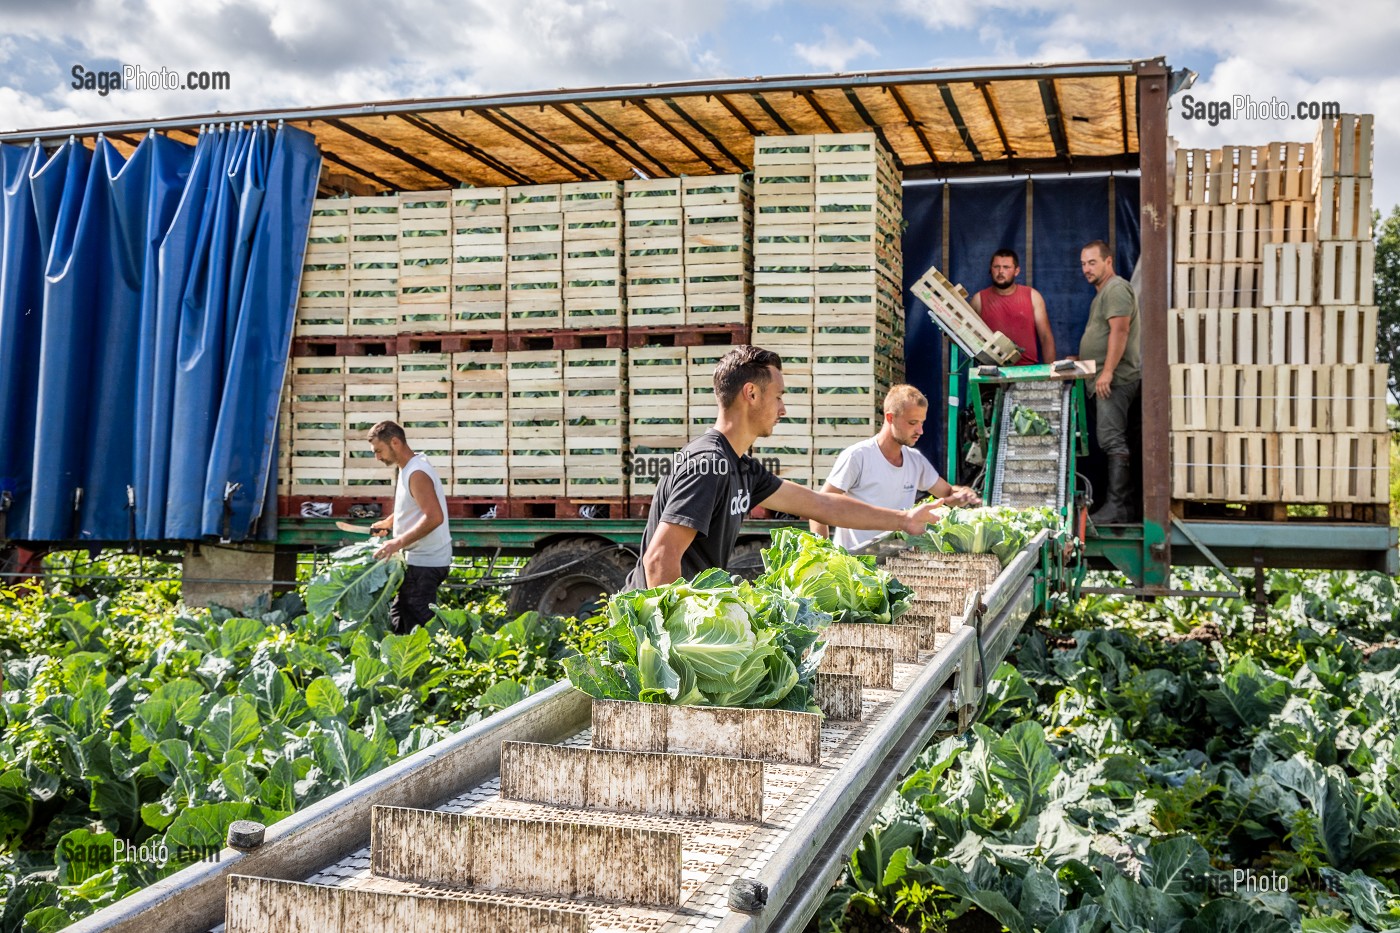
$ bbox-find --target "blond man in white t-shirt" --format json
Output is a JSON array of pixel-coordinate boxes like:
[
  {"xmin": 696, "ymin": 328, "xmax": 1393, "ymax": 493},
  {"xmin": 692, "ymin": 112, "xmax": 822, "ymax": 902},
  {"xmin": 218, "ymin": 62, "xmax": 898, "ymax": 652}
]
[
  {"xmin": 367, "ymin": 420, "xmax": 452, "ymax": 632},
  {"xmin": 811, "ymin": 386, "xmax": 980, "ymax": 551}
]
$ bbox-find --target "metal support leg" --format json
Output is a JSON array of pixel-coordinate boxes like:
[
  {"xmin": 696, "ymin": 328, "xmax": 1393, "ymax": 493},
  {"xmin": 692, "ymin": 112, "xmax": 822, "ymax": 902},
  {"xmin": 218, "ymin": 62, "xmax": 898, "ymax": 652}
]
[{"xmin": 1252, "ymin": 557, "xmax": 1268, "ymax": 630}]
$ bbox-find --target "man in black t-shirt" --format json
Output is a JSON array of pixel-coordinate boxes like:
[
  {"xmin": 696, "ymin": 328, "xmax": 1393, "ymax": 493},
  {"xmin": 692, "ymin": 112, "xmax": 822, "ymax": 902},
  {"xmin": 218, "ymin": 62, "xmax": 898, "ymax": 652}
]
[{"xmin": 626, "ymin": 346, "xmax": 944, "ymax": 590}]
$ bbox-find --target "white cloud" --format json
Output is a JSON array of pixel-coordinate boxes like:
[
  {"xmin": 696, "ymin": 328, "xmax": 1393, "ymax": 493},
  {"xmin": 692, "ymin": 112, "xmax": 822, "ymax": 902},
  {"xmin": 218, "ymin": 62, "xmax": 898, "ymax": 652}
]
[
  {"xmin": 792, "ymin": 26, "xmax": 876, "ymax": 72},
  {"xmin": 0, "ymin": 0, "xmax": 731, "ymax": 132}
]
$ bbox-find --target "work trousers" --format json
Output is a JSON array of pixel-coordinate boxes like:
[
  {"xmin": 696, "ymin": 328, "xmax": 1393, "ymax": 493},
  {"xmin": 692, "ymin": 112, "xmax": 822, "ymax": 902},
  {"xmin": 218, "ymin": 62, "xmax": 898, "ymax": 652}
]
[
  {"xmin": 390, "ymin": 563, "xmax": 450, "ymax": 632},
  {"xmin": 1094, "ymin": 379, "xmax": 1140, "ymax": 457}
]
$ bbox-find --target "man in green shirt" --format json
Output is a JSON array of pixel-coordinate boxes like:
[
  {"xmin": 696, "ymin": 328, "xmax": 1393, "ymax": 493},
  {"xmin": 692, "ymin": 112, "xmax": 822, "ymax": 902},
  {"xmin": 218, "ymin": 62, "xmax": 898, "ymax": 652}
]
[{"xmin": 1076, "ymin": 240, "xmax": 1140, "ymax": 525}]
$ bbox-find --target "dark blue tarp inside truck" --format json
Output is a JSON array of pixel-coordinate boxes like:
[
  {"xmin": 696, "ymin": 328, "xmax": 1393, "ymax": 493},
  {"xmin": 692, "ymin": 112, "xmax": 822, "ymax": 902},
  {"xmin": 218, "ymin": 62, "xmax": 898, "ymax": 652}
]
[
  {"xmin": 0, "ymin": 125, "xmax": 320, "ymax": 542},
  {"xmin": 900, "ymin": 176, "xmax": 1142, "ymax": 469}
]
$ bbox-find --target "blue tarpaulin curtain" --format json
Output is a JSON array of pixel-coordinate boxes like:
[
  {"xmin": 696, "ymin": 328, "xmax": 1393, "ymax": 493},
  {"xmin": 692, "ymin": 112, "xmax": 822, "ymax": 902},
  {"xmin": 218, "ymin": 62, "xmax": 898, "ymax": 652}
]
[
  {"xmin": 0, "ymin": 124, "xmax": 319, "ymax": 542},
  {"xmin": 901, "ymin": 176, "xmax": 1142, "ymax": 468}
]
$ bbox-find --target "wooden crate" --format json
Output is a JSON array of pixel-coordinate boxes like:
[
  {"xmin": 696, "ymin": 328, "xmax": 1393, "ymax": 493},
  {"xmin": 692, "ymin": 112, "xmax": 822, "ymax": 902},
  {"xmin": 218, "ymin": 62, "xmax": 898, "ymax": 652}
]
[
  {"xmin": 1219, "ymin": 308, "xmax": 1271, "ymax": 365},
  {"xmin": 1220, "ymin": 432, "xmax": 1279, "ymax": 502},
  {"xmin": 1315, "ymin": 176, "xmax": 1373, "ymax": 241},
  {"xmin": 452, "ymin": 188, "xmax": 507, "ymax": 219},
  {"xmin": 507, "ymin": 184, "xmax": 563, "ymax": 215},
  {"xmin": 1261, "ymin": 243, "xmax": 1315, "ymax": 306},
  {"xmin": 1171, "ymin": 432, "xmax": 1225, "ymax": 499},
  {"xmin": 1173, "ymin": 148, "xmax": 1220, "ymax": 205},
  {"xmin": 1333, "ymin": 433, "xmax": 1389, "ymax": 503},
  {"xmin": 909, "ymin": 265, "xmax": 1018, "ymax": 364},
  {"xmin": 450, "ymin": 297, "xmax": 506, "ymax": 333},
  {"xmin": 1313, "ymin": 114, "xmax": 1373, "ymax": 180},
  {"xmin": 1265, "ymin": 200, "xmax": 1313, "ymax": 244},
  {"xmin": 1318, "ymin": 306, "xmax": 1378, "ymax": 364},
  {"xmin": 1330, "ymin": 363, "xmax": 1389, "ymax": 432},
  {"xmin": 1169, "ymin": 364, "xmax": 1218, "ymax": 430},
  {"xmin": 1317, "ymin": 241, "xmax": 1375, "ymax": 305},
  {"xmin": 1266, "ymin": 306, "xmax": 1322, "ymax": 365},
  {"xmin": 295, "ymin": 292, "xmax": 350, "ymax": 338},
  {"xmin": 1259, "ymin": 141, "xmax": 1314, "ymax": 201},
  {"xmin": 1222, "ymin": 263, "xmax": 1261, "ymax": 309},
  {"xmin": 561, "ymin": 180, "xmax": 623, "ymax": 213},
  {"xmin": 1221, "ymin": 204, "xmax": 1262, "ymax": 263},
  {"xmin": 1274, "ymin": 365, "xmax": 1332, "ymax": 432},
  {"xmin": 1217, "ymin": 365, "xmax": 1275, "ymax": 432},
  {"xmin": 623, "ymin": 178, "xmax": 683, "ymax": 210},
  {"xmin": 1278, "ymin": 432, "xmax": 1333, "ymax": 501},
  {"xmin": 627, "ymin": 293, "xmax": 686, "ymax": 329}
]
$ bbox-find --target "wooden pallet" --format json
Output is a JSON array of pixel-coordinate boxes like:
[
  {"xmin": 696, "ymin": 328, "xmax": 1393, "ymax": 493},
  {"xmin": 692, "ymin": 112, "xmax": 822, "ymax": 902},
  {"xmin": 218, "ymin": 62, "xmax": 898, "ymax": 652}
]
[
  {"xmin": 1217, "ymin": 365, "xmax": 1274, "ymax": 432},
  {"xmin": 1259, "ymin": 141, "xmax": 1313, "ymax": 201},
  {"xmin": 1274, "ymin": 365, "xmax": 1332, "ymax": 432},
  {"xmin": 1168, "ymin": 365, "xmax": 1218, "ymax": 430},
  {"xmin": 1265, "ymin": 200, "xmax": 1313, "ymax": 244},
  {"xmin": 1261, "ymin": 243, "xmax": 1315, "ymax": 306},
  {"xmin": 1266, "ymin": 306, "xmax": 1322, "ymax": 365},
  {"xmin": 1318, "ymin": 305, "xmax": 1379, "ymax": 364},
  {"xmin": 1315, "ymin": 176, "xmax": 1373, "ymax": 241},
  {"xmin": 1317, "ymin": 240, "xmax": 1375, "ymax": 305},
  {"xmin": 1170, "ymin": 499, "xmax": 1390, "ymax": 524},
  {"xmin": 1330, "ymin": 363, "xmax": 1389, "ymax": 432},
  {"xmin": 1173, "ymin": 148, "xmax": 1221, "ymax": 205},
  {"xmin": 1170, "ymin": 431, "xmax": 1225, "ymax": 500},
  {"xmin": 1313, "ymin": 114, "xmax": 1373, "ymax": 179}
]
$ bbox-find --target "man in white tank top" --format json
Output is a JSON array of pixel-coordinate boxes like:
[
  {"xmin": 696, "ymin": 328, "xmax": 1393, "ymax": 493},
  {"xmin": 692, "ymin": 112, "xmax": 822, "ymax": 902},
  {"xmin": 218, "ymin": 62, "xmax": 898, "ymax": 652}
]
[
  {"xmin": 811, "ymin": 386, "xmax": 980, "ymax": 551},
  {"xmin": 366, "ymin": 421, "xmax": 452, "ymax": 632}
]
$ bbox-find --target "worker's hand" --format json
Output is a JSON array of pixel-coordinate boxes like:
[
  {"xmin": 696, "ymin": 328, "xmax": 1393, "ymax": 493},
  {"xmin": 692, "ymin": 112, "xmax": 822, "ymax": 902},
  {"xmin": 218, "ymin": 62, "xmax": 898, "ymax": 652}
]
[
  {"xmin": 369, "ymin": 518, "xmax": 392, "ymax": 537},
  {"xmin": 902, "ymin": 501, "xmax": 944, "ymax": 535},
  {"xmin": 948, "ymin": 485, "xmax": 982, "ymax": 507},
  {"xmin": 374, "ymin": 537, "xmax": 403, "ymax": 560},
  {"xmin": 1095, "ymin": 370, "xmax": 1113, "ymax": 399}
]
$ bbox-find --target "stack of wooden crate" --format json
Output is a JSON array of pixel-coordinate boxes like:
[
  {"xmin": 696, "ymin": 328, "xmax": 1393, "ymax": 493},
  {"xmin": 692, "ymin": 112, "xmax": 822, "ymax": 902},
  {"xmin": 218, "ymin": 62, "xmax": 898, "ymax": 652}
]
[
  {"xmin": 297, "ymin": 202, "xmax": 351, "ymax": 336},
  {"xmin": 564, "ymin": 347, "xmax": 626, "ymax": 498},
  {"xmin": 451, "ymin": 188, "xmax": 507, "ymax": 333},
  {"xmin": 627, "ymin": 346, "xmax": 688, "ymax": 497},
  {"xmin": 507, "ymin": 350, "xmax": 566, "ymax": 499},
  {"xmin": 348, "ymin": 196, "xmax": 400, "ymax": 335},
  {"xmin": 1169, "ymin": 115, "xmax": 1387, "ymax": 516},
  {"xmin": 563, "ymin": 183, "xmax": 625, "ymax": 330},
  {"xmin": 396, "ymin": 352, "xmax": 454, "ymax": 492},
  {"xmin": 451, "ymin": 351, "xmax": 508, "ymax": 498},
  {"xmin": 622, "ymin": 176, "xmax": 752, "ymax": 331},
  {"xmin": 683, "ymin": 176, "xmax": 752, "ymax": 327},
  {"xmin": 506, "ymin": 184, "xmax": 565, "ymax": 332},
  {"xmin": 397, "ymin": 192, "xmax": 452, "ymax": 332},
  {"xmin": 751, "ymin": 133, "xmax": 904, "ymax": 488},
  {"xmin": 624, "ymin": 179, "xmax": 685, "ymax": 329}
]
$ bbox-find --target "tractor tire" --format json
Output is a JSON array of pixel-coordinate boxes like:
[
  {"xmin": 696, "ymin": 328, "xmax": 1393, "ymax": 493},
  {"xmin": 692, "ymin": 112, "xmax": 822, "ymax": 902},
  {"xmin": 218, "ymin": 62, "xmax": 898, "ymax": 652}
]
[{"xmin": 505, "ymin": 538, "xmax": 636, "ymax": 618}]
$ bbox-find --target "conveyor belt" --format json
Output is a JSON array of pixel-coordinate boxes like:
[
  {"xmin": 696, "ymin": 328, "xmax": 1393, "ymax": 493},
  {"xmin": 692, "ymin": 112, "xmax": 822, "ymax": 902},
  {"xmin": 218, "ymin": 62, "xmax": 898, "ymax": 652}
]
[
  {"xmin": 67, "ymin": 536, "xmax": 1051, "ymax": 933},
  {"xmin": 990, "ymin": 380, "xmax": 1071, "ymax": 510}
]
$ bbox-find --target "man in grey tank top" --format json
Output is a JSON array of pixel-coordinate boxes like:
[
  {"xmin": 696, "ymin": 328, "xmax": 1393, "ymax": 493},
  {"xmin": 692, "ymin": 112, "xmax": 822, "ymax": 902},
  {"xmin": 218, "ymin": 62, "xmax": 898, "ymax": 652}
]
[{"xmin": 367, "ymin": 421, "xmax": 452, "ymax": 631}]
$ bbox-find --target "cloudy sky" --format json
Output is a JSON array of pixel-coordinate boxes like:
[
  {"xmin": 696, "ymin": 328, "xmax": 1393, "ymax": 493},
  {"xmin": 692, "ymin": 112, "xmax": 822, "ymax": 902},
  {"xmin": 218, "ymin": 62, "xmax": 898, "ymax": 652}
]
[{"xmin": 1, "ymin": 0, "xmax": 1397, "ymax": 212}]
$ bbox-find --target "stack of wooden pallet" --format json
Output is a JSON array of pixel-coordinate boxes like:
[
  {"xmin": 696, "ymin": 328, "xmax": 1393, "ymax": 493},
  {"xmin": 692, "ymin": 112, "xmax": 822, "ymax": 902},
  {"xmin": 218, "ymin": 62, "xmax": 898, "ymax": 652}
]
[
  {"xmin": 1169, "ymin": 115, "xmax": 1387, "ymax": 517},
  {"xmin": 751, "ymin": 133, "xmax": 905, "ymax": 489}
]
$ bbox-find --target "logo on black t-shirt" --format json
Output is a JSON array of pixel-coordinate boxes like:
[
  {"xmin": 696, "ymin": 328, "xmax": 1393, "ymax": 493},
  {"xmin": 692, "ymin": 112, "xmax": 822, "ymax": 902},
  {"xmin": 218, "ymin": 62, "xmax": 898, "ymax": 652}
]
[{"xmin": 729, "ymin": 489, "xmax": 751, "ymax": 516}]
